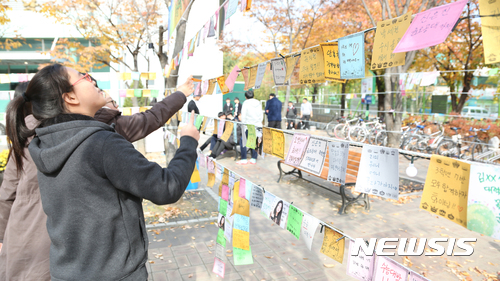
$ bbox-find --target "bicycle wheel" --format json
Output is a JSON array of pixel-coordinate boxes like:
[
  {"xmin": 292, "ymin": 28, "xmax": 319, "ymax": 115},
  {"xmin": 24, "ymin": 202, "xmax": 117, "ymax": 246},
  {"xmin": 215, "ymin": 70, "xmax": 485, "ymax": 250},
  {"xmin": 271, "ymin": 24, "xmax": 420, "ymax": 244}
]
[
  {"xmin": 402, "ymin": 136, "xmax": 421, "ymax": 160},
  {"xmin": 367, "ymin": 128, "xmax": 378, "ymax": 144},
  {"xmin": 375, "ymin": 131, "xmax": 387, "ymax": 146},
  {"xmin": 471, "ymin": 142, "xmax": 485, "ymax": 161},
  {"xmin": 436, "ymin": 140, "xmax": 458, "ymax": 157},
  {"xmin": 325, "ymin": 122, "xmax": 336, "ymax": 137},
  {"xmin": 334, "ymin": 124, "xmax": 347, "ymax": 139},
  {"xmin": 349, "ymin": 126, "xmax": 367, "ymax": 143}
]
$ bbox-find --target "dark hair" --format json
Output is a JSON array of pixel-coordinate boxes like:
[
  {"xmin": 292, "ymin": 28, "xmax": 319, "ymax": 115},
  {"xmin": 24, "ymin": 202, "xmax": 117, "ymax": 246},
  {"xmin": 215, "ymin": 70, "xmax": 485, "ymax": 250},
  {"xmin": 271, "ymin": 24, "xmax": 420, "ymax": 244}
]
[
  {"xmin": 7, "ymin": 63, "xmax": 72, "ymax": 172},
  {"xmin": 218, "ymin": 112, "xmax": 226, "ymax": 117},
  {"xmin": 288, "ymin": 101, "xmax": 293, "ymax": 103},
  {"xmin": 13, "ymin": 82, "xmax": 29, "ymax": 99},
  {"xmin": 225, "ymin": 111, "xmax": 233, "ymax": 116},
  {"xmin": 303, "ymin": 98, "xmax": 307, "ymax": 101},
  {"xmin": 269, "ymin": 93, "xmax": 276, "ymax": 98},
  {"xmin": 226, "ymin": 97, "xmax": 230, "ymax": 100},
  {"xmin": 234, "ymin": 97, "xmax": 239, "ymax": 101},
  {"xmin": 245, "ymin": 89, "xmax": 254, "ymax": 99},
  {"xmin": 271, "ymin": 200, "xmax": 283, "ymax": 225}
]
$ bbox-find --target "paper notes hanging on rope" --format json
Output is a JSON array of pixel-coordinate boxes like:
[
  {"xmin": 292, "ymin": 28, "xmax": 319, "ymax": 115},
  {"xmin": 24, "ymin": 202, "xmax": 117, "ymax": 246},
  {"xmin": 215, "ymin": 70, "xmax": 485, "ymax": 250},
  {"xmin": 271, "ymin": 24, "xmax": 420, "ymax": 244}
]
[
  {"xmin": 232, "ymin": 198, "xmax": 250, "ymax": 217},
  {"xmin": 246, "ymin": 125, "xmax": 257, "ymax": 150},
  {"xmin": 270, "ymin": 58, "xmax": 287, "ymax": 86},
  {"xmin": 299, "ymin": 46, "xmax": 326, "ymax": 84},
  {"xmin": 215, "ymin": 243, "xmax": 225, "ymax": 262},
  {"xmin": 467, "ymin": 164, "xmax": 500, "ymax": 239},
  {"xmin": 327, "ymin": 141, "xmax": 350, "ymax": 184},
  {"xmin": 195, "ymin": 115, "xmax": 204, "ymax": 129},
  {"xmin": 373, "ymin": 256, "xmax": 409, "ymax": 281},
  {"xmin": 224, "ymin": 217, "xmax": 233, "ymax": 243},
  {"xmin": 320, "ymin": 42, "xmax": 345, "ymax": 83},
  {"xmin": 233, "ymin": 246, "xmax": 254, "ymax": 265},
  {"xmin": 219, "ymin": 200, "xmax": 228, "ymax": 217},
  {"xmin": 226, "ymin": 65, "xmax": 240, "ymax": 92},
  {"xmin": 299, "ymin": 137, "xmax": 328, "ymax": 176},
  {"xmin": 371, "ymin": 12, "xmax": 412, "ymax": 70},
  {"xmin": 285, "ymin": 133, "xmax": 310, "ymax": 167},
  {"xmin": 393, "ymin": 0, "xmax": 468, "ymax": 53},
  {"xmin": 261, "ymin": 192, "xmax": 276, "ymax": 218},
  {"xmin": 271, "ymin": 129, "xmax": 285, "ymax": 159},
  {"xmin": 286, "ymin": 205, "xmax": 303, "ymax": 240},
  {"xmin": 242, "ymin": 68, "xmax": 250, "ymax": 91},
  {"xmin": 262, "ymin": 127, "xmax": 273, "ymax": 155},
  {"xmin": 480, "ymin": 0, "xmax": 500, "ymax": 63},
  {"xmin": 347, "ymin": 239, "xmax": 375, "ymax": 280},
  {"xmin": 220, "ymin": 121, "xmax": 234, "ymax": 142},
  {"xmin": 250, "ymin": 185, "xmax": 264, "ymax": 208},
  {"xmin": 420, "ymin": 155, "xmax": 470, "ymax": 227},
  {"xmin": 269, "ymin": 198, "xmax": 290, "ymax": 229},
  {"xmin": 300, "ymin": 214, "xmax": 320, "ymax": 250},
  {"xmin": 216, "ymin": 227, "xmax": 226, "ymax": 247},
  {"xmin": 212, "ymin": 257, "xmax": 225, "ymax": 278},
  {"xmin": 233, "ymin": 229, "xmax": 250, "ymax": 250},
  {"xmin": 247, "ymin": 66, "xmax": 258, "ymax": 89},
  {"xmin": 206, "ymin": 79, "xmax": 216, "ymax": 95},
  {"xmin": 239, "ymin": 178, "xmax": 247, "ymax": 199},
  {"xmin": 285, "ymin": 55, "xmax": 300, "ymax": 82},
  {"xmin": 233, "ymin": 214, "xmax": 250, "ymax": 232},
  {"xmin": 339, "ymin": 33, "xmax": 365, "ymax": 79},
  {"xmin": 216, "ymin": 76, "xmax": 230, "ymax": 94},
  {"xmin": 254, "ymin": 62, "xmax": 267, "ymax": 89},
  {"xmin": 320, "ymin": 227, "xmax": 345, "ymax": 263},
  {"xmin": 355, "ymin": 145, "xmax": 399, "ymax": 200}
]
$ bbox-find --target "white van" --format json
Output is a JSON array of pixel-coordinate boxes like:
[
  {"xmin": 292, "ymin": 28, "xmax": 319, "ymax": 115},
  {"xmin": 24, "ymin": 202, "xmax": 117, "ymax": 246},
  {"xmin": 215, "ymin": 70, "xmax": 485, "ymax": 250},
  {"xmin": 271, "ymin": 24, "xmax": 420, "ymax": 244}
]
[{"xmin": 461, "ymin": 106, "xmax": 492, "ymax": 119}]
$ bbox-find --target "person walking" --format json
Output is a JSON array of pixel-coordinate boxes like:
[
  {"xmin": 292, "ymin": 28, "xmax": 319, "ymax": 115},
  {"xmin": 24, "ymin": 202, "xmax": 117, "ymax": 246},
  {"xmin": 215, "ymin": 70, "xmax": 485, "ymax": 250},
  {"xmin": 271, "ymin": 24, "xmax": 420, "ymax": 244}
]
[
  {"xmin": 233, "ymin": 97, "xmax": 242, "ymax": 120},
  {"xmin": 223, "ymin": 97, "xmax": 233, "ymax": 114},
  {"xmin": 300, "ymin": 98, "xmax": 313, "ymax": 130},
  {"xmin": 188, "ymin": 94, "xmax": 201, "ymax": 115},
  {"xmin": 2, "ymin": 64, "xmax": 198, "ymax": 281},
  {"xmin": 286, "ymin": 101, "xmax": 297, "ymax": 130},
  {"xmin": 265, "ymin": 93, "xmax": 282, "ymax": 129},
  {"xmin": 237, "ymin": 89, "xmax": 263, "ymax": 165}
]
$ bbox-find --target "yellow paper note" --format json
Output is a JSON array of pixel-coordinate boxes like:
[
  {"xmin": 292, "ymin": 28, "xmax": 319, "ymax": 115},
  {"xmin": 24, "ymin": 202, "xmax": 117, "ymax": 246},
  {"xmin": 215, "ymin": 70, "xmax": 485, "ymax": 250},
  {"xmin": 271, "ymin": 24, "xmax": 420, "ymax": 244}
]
[
  {"xmin": 200, "ymin": 117, "xmax": 208, "ymax": 132},
  {"xmin": 217, "ymin": 76, "xmax": 230, "ymax": 94},
  {"xmin": 241, "ymin": 68, "xmax": 250, "ymax": 91},
  {"xmin": 142, "ymin": 90, "xmax": 151, "ymax": 97},
  {"xmin": 139, "ymin": 106, "xmax": 150, "ymax": 113},
  {"xmin": 482, "ymin": 25, "xmax": 500, "ymax": 64},
  {"xmin": 126, "ymin": 89, "xmax": 135, "ymax": 97},
  {"xmin": 220, "ymin": 121, "xmax": 234, "ymax": 142},
  {"xmin": 177, "ymin": 111, "xmax": 182, "ymax": 122},
  {"xmin": 479, "ymin": 0, "xmax": 500, "ymax": 26},
  {"xmin": 233, "ymin": 229, "xmax": 250, "ymax": 250},
  {"xmin": 231, "ymin": 198, "xmax": 250, "ymax": 217},
  {"xmin": 320, "ymin": 227, "xmax": 345, "ymax": 264},
  {"xmin": 320, "ymin": 42, "xmax": 346, "ymax": 83},
  {"xmin": 262, "ymin": 127, "xmax": 273, "ymax": 155},
  {"xmin": 122, "ymin": 108, "xmax": 132, "ymax": 116},
  {"xmin": 191, "ymin": 165, "xmax": 201, "ymax": 183},
  {"xmin": 371, "ymin": 12, "xmax": 412, "ymax": 70},
  {"xmin": 233, "ymin": 180, "xmax": 240, "ymax": 202},
  {"xmin": 176, "ymin": 138, "xmax": 180, "ymax": 147},
  {"xmin": 123, "ymin": 73, "xmax": 132, "ymax": 80},
  {"xmin": 271, "ymin": 129, "xmax": 285, "ymax": 159},
  {"xmin": 247, "ymin": 66, "xmax": 257, "ymax": 89},
  {"xmin": 207, "ymin": 173, "xmax": 215, "ymax": 187},
  {"xmin": 222, "ymin": 168, "xmax": 229, "ymax": 186},
  {"xmin": 285, "ymin": 55, "xmax": 299, "ymax": 83},
  {"xmin": 420, "ymin": 155, "xmax": 470, "ymax": 227},
  {"xmin": 206, "ymin": 79, "xmax": 216, "ymax": 95},
  {"xmin": 299, "ymin": 46, "xmax": 326, "ymax": 84},
  {"xmin": 141, "ymin": 73, "xmax": 149, "ymax": 79},
  {"xmin": 117, "ymin": 73, "xmax": 125, "ymax": 80},
  {"xmin": 149, "ymin": 72, "xmax": 156, "ymax": 80}
]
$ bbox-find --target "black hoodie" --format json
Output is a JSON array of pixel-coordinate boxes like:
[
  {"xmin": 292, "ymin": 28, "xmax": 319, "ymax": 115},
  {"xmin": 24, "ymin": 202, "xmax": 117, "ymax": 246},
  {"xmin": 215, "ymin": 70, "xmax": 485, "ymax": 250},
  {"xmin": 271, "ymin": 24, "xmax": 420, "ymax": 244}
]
[{"xmin": 29, "ymin": 114, "xmax": 198, "ymax": 281}]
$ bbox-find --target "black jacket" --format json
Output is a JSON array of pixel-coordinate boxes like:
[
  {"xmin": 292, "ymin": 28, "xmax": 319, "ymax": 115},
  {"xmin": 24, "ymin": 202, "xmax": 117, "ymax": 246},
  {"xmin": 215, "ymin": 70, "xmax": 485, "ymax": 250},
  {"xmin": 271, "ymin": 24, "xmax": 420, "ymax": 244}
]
[
  {"xmin": 29, "ymin": 114, "xmax": 198, "ymax": 281},
  {"xmin": 188, "ymin": 100, "xmax": 200, "ymax": 114},
  {"xmin": 286, "ymin": 106, "xmax": 297, "ymax": 119},
  {"xmin": 233, "ymin": 103, "xmax": 242, "ymax": 116},
  {"xmin": 223, "ymin": 102, "xmax": 233, "ymax": 114}
]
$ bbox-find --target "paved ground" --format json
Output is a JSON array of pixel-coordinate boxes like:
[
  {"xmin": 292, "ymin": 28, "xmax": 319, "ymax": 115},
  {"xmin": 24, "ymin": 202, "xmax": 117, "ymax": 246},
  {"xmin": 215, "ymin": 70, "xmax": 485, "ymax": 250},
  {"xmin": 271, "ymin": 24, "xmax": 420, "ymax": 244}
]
[{"xmin": 144, "ymin": 132, "xmax": 500, "ymax": 281}]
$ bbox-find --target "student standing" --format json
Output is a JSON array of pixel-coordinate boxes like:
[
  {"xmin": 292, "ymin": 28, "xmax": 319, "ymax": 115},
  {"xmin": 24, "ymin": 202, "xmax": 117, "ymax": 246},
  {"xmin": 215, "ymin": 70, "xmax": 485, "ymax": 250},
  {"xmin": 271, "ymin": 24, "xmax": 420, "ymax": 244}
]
[
  {"xmin": 223, "ymin": 97, "xmax": 233, "ymax": 114},
  {"xmin": 233, "ymin": 97, "xmax": 242, "ymax": 120},
  {"xmin": 286, "ymin": 101, "xmax": 297, "ymax": 130},
  {"xmin": 237, "ymin": 90, "xmax": 263, "ymax": 165},
  {"xmin": 265, "ymin": 93, "xmax": 282, "ymax": 129},
  {"xmin": 300, "ymin": 98, "xmax": 313, "ymax": 130}
]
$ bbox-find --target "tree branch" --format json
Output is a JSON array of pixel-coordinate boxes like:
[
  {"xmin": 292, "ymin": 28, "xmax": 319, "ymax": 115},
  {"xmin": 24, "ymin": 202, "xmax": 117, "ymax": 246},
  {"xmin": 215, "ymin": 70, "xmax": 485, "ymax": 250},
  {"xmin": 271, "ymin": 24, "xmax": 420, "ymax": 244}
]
[{"xmin": 361, "ymin": 0, "xmax": 377, "ymax": 26}]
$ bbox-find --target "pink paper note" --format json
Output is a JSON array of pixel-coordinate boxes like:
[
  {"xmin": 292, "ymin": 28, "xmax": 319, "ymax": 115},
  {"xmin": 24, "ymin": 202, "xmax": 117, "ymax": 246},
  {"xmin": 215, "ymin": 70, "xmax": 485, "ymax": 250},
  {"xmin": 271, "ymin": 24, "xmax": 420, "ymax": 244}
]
[
  {"xmin": 212, "ymin": 257, "xmax": 225, "ymax": 278},
  {"xmin": 208, "ymin": 159, "xmax": 215, "ymax": 174},
  {"xmin": 203, "ymin": 21, "xmax": 209, "ymax": 39},
  {"xmin": 221, "ymin": 185, "xmax": 229, "ymax": 201},
  {"xmin": 202, "ymin": 80, "xmax": 209, "ymax": 95},
  {"xmin": 217, "ymin": 120, "xmax": 225, "ymax": 138},
  {"xmin": 119, "ymin": 89, "xmax": 127, "ymax": 97},
  {"xmin": 225, "ymin": 65, "xmax": 240, "ymax": 92},
  {"xmin": 393, "ymin": 0, "xmax": 468, "ymax": 53},
  {"xmin": 239, "ymin": 178, "xmax": 246, "ymax": 199},
  {"xmin": 18, "ymin": 74, "xmax": 28, "ymax": 82},
  {"xmin": 241, "ymin": 0, "xmax": 247, "ymax": 11},
  {"xmin": 373, "ymin": 256, "xmax": 409, "ymax": 281},
  {"xmin": 285, "ymin": 133, "xmax": 311, "ymax": 166}
]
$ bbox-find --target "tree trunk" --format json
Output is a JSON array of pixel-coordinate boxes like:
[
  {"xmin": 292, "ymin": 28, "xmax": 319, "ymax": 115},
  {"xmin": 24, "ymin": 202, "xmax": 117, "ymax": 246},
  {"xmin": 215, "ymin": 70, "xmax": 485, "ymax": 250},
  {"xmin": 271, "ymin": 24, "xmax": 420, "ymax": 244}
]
[
  {"xmin": 376, "ymin": 75, "xmax": 385, "ymax": 118},
  {"xmin": 340, "ymin": 83, "xmax": 346, "ymax": 117}
]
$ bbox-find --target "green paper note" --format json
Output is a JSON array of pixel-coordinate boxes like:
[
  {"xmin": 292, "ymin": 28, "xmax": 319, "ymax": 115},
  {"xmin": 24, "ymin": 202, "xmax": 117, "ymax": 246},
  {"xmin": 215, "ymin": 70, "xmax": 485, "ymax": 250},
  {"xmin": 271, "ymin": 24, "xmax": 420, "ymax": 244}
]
[
  {"xmin": 233, "ymin": 246, "xmax": 253, "ymax": 265},
  {"xmin": 489, "ymin": 68, "xmax": 499, "ymax": 76},
  {"xmin": 216, "ymin": 228, "xmax": 226, "ymax": 247},
  {"xmin": 220, "ymin": 199, "xmax": 228, "ymax": 216},
  {"xmin": 195, "ymin": 115, "xmax": 204, "ymax": 129},
  {"xmin": 246, "ymin": 125, "xmax": 256, "ymax": 149},
  {"xmin": 286, "ymin": 205, "xmax": 303, "ymax": 240},
  {"xmin": 134, "ymin": 89, "xmax": 142, "ymax": 97}
]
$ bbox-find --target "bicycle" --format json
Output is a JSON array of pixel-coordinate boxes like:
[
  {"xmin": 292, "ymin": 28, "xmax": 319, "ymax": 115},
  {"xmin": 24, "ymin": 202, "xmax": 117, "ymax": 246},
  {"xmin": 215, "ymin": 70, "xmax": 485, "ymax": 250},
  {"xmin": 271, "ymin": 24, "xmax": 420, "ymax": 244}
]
[
  {"xmin": 348, "ymin": 117, "xmax": 384, "ymax": 143},
  {"xmin": 324, "ymin": 112, "xmax": 342, "ymax": 137},
  {"xmin": 334, "ymin": 115, "xmax": 363, "ymax": 140},
  {"xmin": 439, "ymin": 126, "xmax": 490, "ymax": 161}
]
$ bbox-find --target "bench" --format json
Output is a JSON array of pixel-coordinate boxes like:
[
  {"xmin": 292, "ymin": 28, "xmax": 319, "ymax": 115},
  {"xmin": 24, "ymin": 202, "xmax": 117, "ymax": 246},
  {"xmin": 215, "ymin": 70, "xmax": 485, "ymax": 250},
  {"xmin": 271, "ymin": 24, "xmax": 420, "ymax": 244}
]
[{"xmin": 277, "ymin": 149, "xmax": 370, "ymax": 214}]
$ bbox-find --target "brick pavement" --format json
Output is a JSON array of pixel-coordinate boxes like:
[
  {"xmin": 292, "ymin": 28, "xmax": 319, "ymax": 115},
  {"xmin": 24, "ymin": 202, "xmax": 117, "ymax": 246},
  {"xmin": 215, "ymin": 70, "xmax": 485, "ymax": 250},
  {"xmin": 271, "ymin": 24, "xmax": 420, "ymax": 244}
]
[{"xmin": 145, "ymin": 133, "xmax": 500, "ymax": 281}]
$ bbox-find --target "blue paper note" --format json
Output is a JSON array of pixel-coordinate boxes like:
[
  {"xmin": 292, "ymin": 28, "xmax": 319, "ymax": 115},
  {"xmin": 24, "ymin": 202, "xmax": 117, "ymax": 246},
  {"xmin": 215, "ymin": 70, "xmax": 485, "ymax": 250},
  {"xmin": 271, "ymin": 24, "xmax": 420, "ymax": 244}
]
[
  {"xmin": 339, "ymin": 33, "xmax": 365, "ymax": 79},
  {"xmin": 233, "ymin": 214, "xmax": 250, "ymax": 232}
]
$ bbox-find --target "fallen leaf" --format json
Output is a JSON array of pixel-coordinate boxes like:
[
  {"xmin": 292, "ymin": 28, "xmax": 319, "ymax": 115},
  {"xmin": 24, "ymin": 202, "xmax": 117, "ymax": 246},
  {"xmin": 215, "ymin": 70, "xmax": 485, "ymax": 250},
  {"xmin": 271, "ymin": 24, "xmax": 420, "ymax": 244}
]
[
  {"xmin": 188, "ymin": 274, "xmax": 193, "ymax": 278},
  {"xmin": 264, "ymin": 256, "xmax": 274, "ymax": 259},
  {"xmin": 191, "ymin": 237, "xmax": 195, "ymax": 240},
  {"xmin": 461, "ymin": 272, "xmax": 470, "ymax": 276},
  {"xmin": 323, "ymin": 264, "xmax": 336, "ymax": 268},
  {"xmin": 226, "ymin": 250, "xmax": 232, "ymax": 253},
  {"xmin": 440, "ymin": 233, "xmax": 449, "ymax": 237}
]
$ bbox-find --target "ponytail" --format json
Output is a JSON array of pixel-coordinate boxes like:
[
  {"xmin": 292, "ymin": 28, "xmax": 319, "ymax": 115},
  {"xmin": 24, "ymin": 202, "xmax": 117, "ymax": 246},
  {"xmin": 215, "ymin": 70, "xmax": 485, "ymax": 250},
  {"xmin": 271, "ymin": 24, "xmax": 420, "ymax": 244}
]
[{"xmin": 6, "ymin": 95, "xmax": 35, "ymax": 173}]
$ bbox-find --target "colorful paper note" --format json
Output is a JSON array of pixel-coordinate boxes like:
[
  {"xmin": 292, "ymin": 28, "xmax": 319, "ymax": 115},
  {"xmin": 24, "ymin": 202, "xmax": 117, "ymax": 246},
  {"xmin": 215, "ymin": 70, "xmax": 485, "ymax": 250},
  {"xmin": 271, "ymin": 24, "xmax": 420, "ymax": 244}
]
[
  {"xmin": 373, "ymin": 256, "xmax": 409, "ymax": 281},
  {"xmin": 190, "ymin": 165, "xmax": 201, "ymax": 183},
  {"xmin": 245, "ymin": 181, "xmax": 252, "ymax": 201},
  {"xmin": 285, "ymin": 55, "xmax": 300, "ymax": 82},
  {"xmin": 271, "ymin": 58, "xmax": 287, "ymax": 86},
  {"xmin": 261, "ymin": 192, "xmax": 276, "ymax": 218},
  {"xmin": 216, "ymin": 76, "xmax": 230, "ymax": 94},
  {"xmin": 327, "ymin": 141, "xmax": 350, "ymax": 184},
  {"xmin": 233, "ymin": 229, "xmax": 250, "ymax": 250},
  {"xmin": 250, "ymin": 185, "xmax": 264, "ymax": 208},
  {"xmin": 221, "ymin": 121, "xmax": 234, "ymax": 142},
  {"xmin": 216, "ymin": 228, "xmax": 226, "ymax": 247},
  {"xmin": 215, "ymin": 243, "xmax": 225, "ymax": 262},
  {"xmin": 269, "ymin": 198, "xmax": 290, "ymax": 229},
  {"xmin": 246, "ymin": 125, "xmax": 256, "ymax": 149},
  {"xmin": 262, "ymin": 127, "xmax": 273, "ymax": 155},
  {"xmin": 286, "ymin": 205, "xmax": 303, "ymax": 240},
  {"xmin": 226, "ymin": 0, "xmax": 239, "ymax": 18},
  {"xmin": 420, "ymin": 155, "xmax": 470, "ymax": 227},
  {"xmin": 299, "ymin": 137, "xmax": 328, "ymax": 176},
  {"xmin": 393, "ymin": 0, "xmax": 468, "ymax": 53},
  {"xmin": 300, "ymin": 46, "xmax": 326, "ymax": 84},
  {"xmin": 241, "ymin": 68, "xmax": 250, "ymax": 90},
  {"xmin": 222, "ymin": 185, "xmax": 230, "ymax": 201},
  {"xmin": 482, "ymin": 25, "xmax": 500, "ymax": 64},
  {"xmin": 339, "ymin": 33, "xmax": 365, "ymax": 79},
  {"xmin": 254, "ymin": 62, "xmax": 267, "ymax": 89},
  {"xmin": 320, "ymin": 42, "xmax": 346, "ymax": 82},
  {"xmin": 467, "ymin": 163, "xmax": 500, "ymax": 239},
  {"xmin": 271, "ymin": 129, "xmax": 285, "ymax": 159},
  {"xmin": 301, "ymin": 214, "xmax": 320, "ymax": 251},
  {"xmin": 212, "ymin": 257, "xmax": 225, "ymax": 278},
  {"xmin": 233, "ymin": 246, "xmax": 253, "ymax": 265},
  {"xmin": 224, "ymin": 219, "xmax": 233, "ymax": 243},
  {"xmin": 285, "ymin": 133, "xmax": 310, "ymax": 166},
  {"xmin": 347, "ymin": 239, "xmax": 375, "ymax": 280},
  {"xmin": 371, "ymin": 12, "xmax": 412, "ymax": 70},
  {"xmin": 320, "ymin": 227, "xmax": 345, "ymax": 263},
  {"xmin": 247, "ymin": 66, "xmax": 257, "ymax": 89},
  {"xmin": 219, "ymin": 200, "xmax": 228, "ymax": 217},
  {"xmin": 195, "ymin": 115, "xmax": 204, "ymax": 129},
  {"xmin": 239, "ymin": 178, "xmax": 247, "ymax": 199},
  {"xmin": 233, "ymin": 213, "xmax": 250, "ymax": 232},
  {"xmin": 231, "ymin": 198, "xmax": 250, "ymax": 217},
  {"xmin": 206, "ymin": 79, "xmax": 216, "ymax": 95},
  {"xmin": 232, "ymin": 179, "xmax": 240, "ymax": 202},
  {"xmin": 225, "ymin": 65, "xmax": 240, "ymax": 91},
  {"xmin": 217, "ymin": 120, "xmax": 225, "ymax": 138},
  {"xmin": 355, "ymin": 145, "xmax": 400, "ymax": 200}
]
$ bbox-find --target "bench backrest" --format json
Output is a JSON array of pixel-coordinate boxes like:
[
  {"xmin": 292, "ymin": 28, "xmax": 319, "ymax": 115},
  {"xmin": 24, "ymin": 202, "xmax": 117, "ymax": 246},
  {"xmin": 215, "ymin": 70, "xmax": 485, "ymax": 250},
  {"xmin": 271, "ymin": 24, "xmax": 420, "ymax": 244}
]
[{"xmin": 319, "ymin": 149, "xmax": 362, "ymax": 181}]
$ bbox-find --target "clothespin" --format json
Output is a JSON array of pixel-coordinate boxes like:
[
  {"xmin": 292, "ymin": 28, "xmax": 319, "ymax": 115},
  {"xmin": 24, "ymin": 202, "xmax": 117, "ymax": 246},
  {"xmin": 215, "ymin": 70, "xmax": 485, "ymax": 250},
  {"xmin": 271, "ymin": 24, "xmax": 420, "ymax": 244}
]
[
  {"xmin": 279, "ymin": 53, "xmax": 285, "ymax": 59},
  {"xmin": 319, "ymin": 223, "xmax": 325, "ymax": 234}
]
